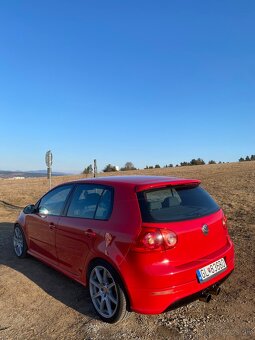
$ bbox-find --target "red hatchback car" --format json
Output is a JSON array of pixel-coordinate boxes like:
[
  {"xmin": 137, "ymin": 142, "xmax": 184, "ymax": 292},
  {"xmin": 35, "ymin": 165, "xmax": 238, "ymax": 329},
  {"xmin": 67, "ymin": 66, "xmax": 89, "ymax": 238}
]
[{"xmin": 13, "ymin": 176, "xmax": 234, "ymax": 323}]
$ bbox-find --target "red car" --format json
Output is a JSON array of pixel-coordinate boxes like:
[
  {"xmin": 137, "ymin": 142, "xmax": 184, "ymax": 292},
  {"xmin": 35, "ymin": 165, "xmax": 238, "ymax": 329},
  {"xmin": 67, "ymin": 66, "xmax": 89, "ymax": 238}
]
[{"xmin": 13, "ymin": 176, "xmax": 234, "ymax": 323}]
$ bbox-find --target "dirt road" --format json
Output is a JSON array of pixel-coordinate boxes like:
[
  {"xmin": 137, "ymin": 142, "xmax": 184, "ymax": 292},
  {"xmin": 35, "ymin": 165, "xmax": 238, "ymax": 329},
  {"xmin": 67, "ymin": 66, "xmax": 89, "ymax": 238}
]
[{"xmin": 0, "ymin": 162, "xmax": 254, "ymax": 339}]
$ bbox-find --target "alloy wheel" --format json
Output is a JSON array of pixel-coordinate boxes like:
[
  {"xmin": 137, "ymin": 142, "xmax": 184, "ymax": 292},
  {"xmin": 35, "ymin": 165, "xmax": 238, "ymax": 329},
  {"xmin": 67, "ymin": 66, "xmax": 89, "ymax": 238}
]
[
  {"xmin": 89, "ymin": 265, "xmax": 118, "ymax": 319},
  {"xmin": 13, "ymin": 227, "xmax": 24, "ymax": 257}
]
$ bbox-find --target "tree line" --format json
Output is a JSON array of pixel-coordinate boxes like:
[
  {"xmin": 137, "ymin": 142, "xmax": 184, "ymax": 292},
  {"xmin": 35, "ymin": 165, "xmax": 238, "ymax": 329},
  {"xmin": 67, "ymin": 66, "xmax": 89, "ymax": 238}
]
[
  {"xmin": 239, "ymin": 155, "xmax": 255, "ymax": 162},
  {"xmin": 82, "ymin": 162, "xmax": 137, "ymax": 174},
  {"xmin": 102, "ymin": 162, "xmax": 137, "ymax": 172},
  {"xmin": 146, "ymin": 158, "xmax": 218, "ymax": 168},
  {"xmin": 82, "ymin": 155, "xmax": 254, "ymax": 174},
  {"xmin": 83, "ymin": 158, "xmax": 217, "ymax": 174}
]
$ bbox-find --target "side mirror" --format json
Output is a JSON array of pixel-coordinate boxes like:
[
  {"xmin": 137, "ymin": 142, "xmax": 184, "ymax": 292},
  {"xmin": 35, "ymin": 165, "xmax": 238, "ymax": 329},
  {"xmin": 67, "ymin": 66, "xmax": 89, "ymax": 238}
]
[{"xmin": 23, "ymin": 204, "xmax": 35, "ymax": 214}]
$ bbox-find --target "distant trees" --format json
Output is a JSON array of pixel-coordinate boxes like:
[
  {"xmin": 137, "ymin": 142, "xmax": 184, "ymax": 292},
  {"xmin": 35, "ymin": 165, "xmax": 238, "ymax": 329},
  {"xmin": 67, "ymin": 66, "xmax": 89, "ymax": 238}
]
[
  {"xmin": 145, "ymin": 159, "xmax": 211, "ymax": 168},
  {"xmin": 82, "ymin": 164, "xmax": 93, "ymax": 177},
  {"xmin": 179, "ymin": 158, "xmax": 205, "ymax": 167},
  {"xmin": 144, "ymin": 164, "xmax": 163, "ymax": 169},
  {"xmin": 191, "ymin": 158, "xmax": 205, "ymax": 165},
  {"xmin": 103, "ymin": 164, "xmax": 117, "ymax": 172},
  {"xmin": 102, "ymin": 161, "xmax": 137, "ymax": 172},
  {"xmin": 143, "ymin": 163, "xmax": 175, "ymax": 169},
  {"xmin": 100, "ymin": 154, "xmax": 254, "ymax": 174},
  {"xmin": 180, "ymin": 161, "xmax": 190, "ymax": 167},
  {"xmin": 239, "ymin": 155, "xmax": 255, "ymax": 162},
  {"xmin": 120, "ymin": 162, "xmax": 136, "ymax": 171}
]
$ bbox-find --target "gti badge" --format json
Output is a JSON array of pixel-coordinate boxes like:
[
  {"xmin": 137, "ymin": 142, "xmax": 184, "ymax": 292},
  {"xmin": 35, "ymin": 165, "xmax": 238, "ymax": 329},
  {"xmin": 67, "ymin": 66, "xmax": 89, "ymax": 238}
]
[{"xmin": 202, "ymin": 224, "xmax": 209, "ymax": 235}]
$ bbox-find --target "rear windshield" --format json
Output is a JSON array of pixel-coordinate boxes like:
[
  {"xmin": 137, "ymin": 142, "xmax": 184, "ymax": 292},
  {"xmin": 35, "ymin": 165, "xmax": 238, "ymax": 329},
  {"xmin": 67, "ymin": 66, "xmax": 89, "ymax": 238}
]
[{"xmin": 137, "ymin": 185, "xmax": 220, "ymax": 222}]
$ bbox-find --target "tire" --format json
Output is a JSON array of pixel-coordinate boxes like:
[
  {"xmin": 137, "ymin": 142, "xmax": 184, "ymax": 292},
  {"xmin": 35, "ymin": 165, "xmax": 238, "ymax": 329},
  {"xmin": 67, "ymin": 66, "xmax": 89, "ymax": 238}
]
[
  {"xmin": 13, "ymin": 225, "xmax": 28, "ymax": 258},
  {"xmin": 88, "ymin": 261, "xmax": 130, "ymax": 323}
]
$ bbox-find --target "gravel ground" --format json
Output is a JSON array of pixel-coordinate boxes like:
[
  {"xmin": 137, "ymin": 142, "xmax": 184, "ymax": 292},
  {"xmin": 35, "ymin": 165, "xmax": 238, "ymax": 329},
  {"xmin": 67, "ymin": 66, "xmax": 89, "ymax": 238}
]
[{"xmin": 0, "ymin": 162, "xmax": 255, "ymax": 339}]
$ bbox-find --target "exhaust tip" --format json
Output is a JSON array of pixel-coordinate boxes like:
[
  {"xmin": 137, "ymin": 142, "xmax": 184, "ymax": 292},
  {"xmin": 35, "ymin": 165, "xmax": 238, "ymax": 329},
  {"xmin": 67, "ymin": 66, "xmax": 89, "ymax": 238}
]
[
  {"xmin": 209, "ymin": 286, "xmax": 221, "ymax": 296},
  {"xmin": 214, "ymin": 287, "xmax": 221, "ymax": 295},
  {"xmin": 199, "ymin": 293, "xmax": 212, "ymax": 303}
]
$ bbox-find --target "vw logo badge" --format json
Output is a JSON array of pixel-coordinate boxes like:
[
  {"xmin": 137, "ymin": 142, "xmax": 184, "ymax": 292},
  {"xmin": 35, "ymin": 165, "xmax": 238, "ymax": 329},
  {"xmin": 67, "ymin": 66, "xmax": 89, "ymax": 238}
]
[{"xmin": 202, "ymin": 224, "xmax": 209, "ymax": 235}]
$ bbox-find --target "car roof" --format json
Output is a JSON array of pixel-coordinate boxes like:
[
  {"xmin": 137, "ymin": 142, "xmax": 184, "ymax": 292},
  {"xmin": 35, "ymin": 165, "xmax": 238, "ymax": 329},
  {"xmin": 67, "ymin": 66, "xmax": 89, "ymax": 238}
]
[{"xmin": 67, "ymin": 175, "xmax": 201, "ymax": 192}]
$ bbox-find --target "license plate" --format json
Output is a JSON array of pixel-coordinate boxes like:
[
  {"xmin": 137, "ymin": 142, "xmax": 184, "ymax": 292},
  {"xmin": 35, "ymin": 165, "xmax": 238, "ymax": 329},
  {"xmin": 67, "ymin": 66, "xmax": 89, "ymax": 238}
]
[{"xmin": 196, "ymin": 258, "xmax": 227, "ymax": 283}]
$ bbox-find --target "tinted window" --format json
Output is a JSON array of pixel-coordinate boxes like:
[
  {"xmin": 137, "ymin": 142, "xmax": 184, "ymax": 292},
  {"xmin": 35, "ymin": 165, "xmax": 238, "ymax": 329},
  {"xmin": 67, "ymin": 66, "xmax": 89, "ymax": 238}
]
[
  {"xmin": 39, "ymin": 185, "xmax": 73, "ymax": 216},
  {"xmin": 67, "ymin": 184, "xmax": 113, "ymax": 219},
  {"xmin": 137, "ymin": 185, "xmax": 219, "ymax": 222},
  {"xmin": 95, "ymin": 189, "xmax": 113, "ymax": 220}
]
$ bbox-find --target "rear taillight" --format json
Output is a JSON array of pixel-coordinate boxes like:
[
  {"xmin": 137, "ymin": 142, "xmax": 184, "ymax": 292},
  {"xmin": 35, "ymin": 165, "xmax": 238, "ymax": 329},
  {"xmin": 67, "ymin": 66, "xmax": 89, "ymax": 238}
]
[
  {"xmin": 161, "ymin": 229, "xmax": 178, "ymax": 248},
  {"xmin": 222, "ymin": 214, "xmax": 230, "ymax": 237},
  {"xmin": 132, "ymin": 227, "xmax": 177, "ymax": 252},
  {"xmin": 222, "ymin": 215, "xmax": 228, "ymax": 229}
]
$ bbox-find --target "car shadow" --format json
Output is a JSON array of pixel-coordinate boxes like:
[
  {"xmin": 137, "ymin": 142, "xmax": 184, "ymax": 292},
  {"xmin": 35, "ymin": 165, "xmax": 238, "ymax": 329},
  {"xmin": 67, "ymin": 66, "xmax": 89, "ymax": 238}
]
[{"xmin": 0, "ymin": 222, "xmax": 98, "ymax": 321}]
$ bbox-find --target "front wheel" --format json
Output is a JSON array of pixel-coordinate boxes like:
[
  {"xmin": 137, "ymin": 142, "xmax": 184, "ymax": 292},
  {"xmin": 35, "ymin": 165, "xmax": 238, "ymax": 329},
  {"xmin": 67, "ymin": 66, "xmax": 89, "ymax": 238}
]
[
  {"xmin": 13, "ymin": 225, "xmax": 27, "ymax": 258},
  {"xmin": 88, "ymin": 262, "xmax": 130, "ymax": 323}
]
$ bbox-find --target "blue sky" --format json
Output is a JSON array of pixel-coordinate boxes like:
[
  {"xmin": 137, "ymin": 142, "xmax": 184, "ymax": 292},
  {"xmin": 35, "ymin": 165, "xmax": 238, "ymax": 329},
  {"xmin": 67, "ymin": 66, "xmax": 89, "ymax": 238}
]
[{"xmin": 0, "ymin": 1, "xmax": 254, "ymax": 172}]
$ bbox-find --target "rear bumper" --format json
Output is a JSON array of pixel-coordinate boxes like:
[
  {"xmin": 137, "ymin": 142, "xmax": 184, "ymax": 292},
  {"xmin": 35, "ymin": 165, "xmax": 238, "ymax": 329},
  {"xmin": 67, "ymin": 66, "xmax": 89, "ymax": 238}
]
[
  {"xmin": 165, "ymin": 272, "xmax": 232, "ymax": 312},
  {"xmin": 121, "ymin": 239, "xmax": 234, "ymax": 314}
]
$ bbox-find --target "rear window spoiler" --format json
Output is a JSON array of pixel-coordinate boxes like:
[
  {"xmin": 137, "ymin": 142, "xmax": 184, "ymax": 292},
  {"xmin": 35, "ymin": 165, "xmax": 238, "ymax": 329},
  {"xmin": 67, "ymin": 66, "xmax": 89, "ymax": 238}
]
[{"xmin": 135, "ymin": 179, "xmax": 201, "ymax": 193}]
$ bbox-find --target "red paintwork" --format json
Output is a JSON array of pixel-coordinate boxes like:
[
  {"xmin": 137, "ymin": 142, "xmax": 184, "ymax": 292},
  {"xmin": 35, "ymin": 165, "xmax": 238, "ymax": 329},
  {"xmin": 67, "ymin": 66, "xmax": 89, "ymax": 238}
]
[{"xmin": 17, "ymin": 175, "xmax": 234, "ymax": 314}]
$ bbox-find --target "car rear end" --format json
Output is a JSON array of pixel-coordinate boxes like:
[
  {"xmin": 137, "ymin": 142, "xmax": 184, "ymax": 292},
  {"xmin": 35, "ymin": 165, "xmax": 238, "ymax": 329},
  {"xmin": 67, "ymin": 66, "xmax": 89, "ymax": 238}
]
[{"xmin": 120, "ymin": 179, "xmax": 234, "ymax": 314}]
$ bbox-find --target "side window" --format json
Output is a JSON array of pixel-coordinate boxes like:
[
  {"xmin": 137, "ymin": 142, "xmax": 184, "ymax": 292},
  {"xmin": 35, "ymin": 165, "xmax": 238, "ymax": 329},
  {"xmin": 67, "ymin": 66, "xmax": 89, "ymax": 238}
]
[
  {"xmin": 95, "ymin": 189, "xmax": 113, "ymax": 220},
  {"xmin": 67, "ymin": 184, "xmax": 113, "ymax": 220},
  {"xmin": 39, "ymin": 185, "xmax": 73, "ymax": 216},
  {"xmin": 67, "ymin": 185, "xmax": 103, "ymax": 219}
]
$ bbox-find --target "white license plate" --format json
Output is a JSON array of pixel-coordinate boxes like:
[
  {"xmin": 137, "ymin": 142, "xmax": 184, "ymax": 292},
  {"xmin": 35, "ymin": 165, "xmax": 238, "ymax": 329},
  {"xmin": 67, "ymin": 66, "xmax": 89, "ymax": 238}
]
[{"xmin": 196, "ymin": 258, "xmax": 227, "ymax": 283}]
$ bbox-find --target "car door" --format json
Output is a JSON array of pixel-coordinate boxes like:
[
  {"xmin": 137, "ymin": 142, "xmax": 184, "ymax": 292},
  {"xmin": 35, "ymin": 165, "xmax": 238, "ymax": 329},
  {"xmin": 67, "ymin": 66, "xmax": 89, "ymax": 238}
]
[
  {"xmin": 26, "ymin": 184, "xmax": 73, "ymax": 264},
  {"xmin": 56, "ymin": 184, "xmax": 113, "ymax": 277}
]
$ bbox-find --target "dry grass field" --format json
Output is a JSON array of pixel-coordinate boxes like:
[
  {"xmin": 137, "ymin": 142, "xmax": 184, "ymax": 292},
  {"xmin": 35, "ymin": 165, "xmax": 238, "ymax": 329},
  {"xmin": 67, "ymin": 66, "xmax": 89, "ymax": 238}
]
[{"xmin": 0, "ymin": 162, "xmax": 254, "ymax": 339}]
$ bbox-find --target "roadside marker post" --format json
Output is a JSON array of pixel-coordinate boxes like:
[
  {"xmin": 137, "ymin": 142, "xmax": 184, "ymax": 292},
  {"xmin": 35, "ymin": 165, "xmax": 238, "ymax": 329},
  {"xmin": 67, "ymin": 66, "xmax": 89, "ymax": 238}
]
[
  {"xmin": 93, "ymin": 159, "xmax": 97, "ymax": 178},
  {"xmin": 45, "ymin": 150, "xmax": 53, "ymax": 189}
]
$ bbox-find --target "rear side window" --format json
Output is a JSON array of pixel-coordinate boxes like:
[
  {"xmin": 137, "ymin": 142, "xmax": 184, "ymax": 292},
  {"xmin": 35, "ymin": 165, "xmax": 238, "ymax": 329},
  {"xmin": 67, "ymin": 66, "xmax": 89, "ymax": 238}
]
[
  {"xmin": 67, "ymin": 184, "xmax": 113, "ymax": 220},
  {"xmin": 94, "ymin": 189, "xmax": 113, "ymax": 220},
  {"xmin": 137, "ymin": 185, "xmax": 219, "ymax": 222}
]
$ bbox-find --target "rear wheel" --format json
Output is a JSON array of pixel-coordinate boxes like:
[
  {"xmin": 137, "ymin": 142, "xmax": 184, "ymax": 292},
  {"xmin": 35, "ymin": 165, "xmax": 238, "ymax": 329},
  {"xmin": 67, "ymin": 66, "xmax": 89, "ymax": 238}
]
[
  {"xmin": 13, "ymin": 225, "xmax": 27, "ymax": 258},
  {"xmin": 88, "ymin": 261, "xmax": 130, "ymax": 323}
]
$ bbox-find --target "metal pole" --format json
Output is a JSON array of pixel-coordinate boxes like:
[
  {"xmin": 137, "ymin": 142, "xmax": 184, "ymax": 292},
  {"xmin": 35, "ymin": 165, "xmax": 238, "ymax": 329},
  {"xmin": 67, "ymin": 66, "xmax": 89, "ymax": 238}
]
[
  {"xmin": 49, "ymin": 167, "xmax": 52, "ymax": 189},
  {"xmin": 47, "ymin": 167, "xmax": 52, "ymax": 189},
  {"xmin": 93, "ymin": 159, "xmax": 97, "ymax": 178}
]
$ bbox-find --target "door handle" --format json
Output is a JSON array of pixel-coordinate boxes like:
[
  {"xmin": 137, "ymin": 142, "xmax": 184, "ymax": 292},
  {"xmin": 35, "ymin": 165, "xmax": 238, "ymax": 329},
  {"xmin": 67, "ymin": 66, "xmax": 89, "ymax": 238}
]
[
  {"xmin": 84, "ymin": 229, "xmax": 96, "ymax": 238},
  {"xmin": 49, "ymin": 223, "xmax": 55, "ymax": 231}
]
